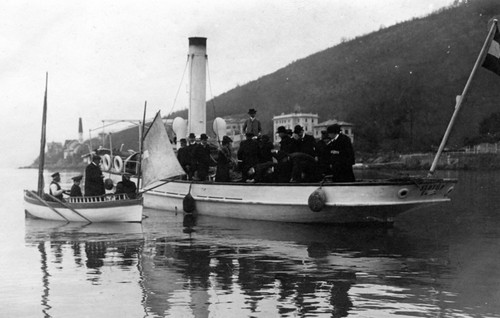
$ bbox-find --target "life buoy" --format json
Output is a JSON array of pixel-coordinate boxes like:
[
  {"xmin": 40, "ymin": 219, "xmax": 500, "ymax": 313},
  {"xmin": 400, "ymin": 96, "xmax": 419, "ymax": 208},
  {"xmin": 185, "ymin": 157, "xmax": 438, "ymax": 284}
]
[
  {"xmin": 113, "ymin": 156, "xmax": 123, "ymax": 173},
  {"xmin": 102, "ymin": 154, "xmax": 111, "ymax": 171}
]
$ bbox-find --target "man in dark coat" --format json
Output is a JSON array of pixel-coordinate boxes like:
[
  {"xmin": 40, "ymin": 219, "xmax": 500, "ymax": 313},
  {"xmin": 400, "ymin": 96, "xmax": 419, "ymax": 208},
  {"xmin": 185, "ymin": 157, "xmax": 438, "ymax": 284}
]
[
  {"xmin": 193, "ymin": 133, "xmax": 215, "ymax": 181},
  {"xmin": 115, "ymin": 173, "xmax": 137, "ymax": 199},
  {"xmin": 84, "ymin": 155, "xmax": 106, "ymax": 196},
  {"xmin": 326, "ymin": 124, "xmax": 355, "ymax": 182},
  {"xmin": 275, "ymin": 126, "xmax": 293, "ymax": 155},
  {"xmin": 315, "ymin": 131, "xmax": 333, "ymax": 178},
  {"xmin": 186, "ymin": 133, "xmax": 198, "ymax": 180},
  {"xmin": 237, "ymin": 132, "xmax": 260, "ymax": 182},
  {"xmin": 177, "ymin": 138, "xmax": 190, "ymax": 179},
  {"xmin": 258, "ymin": 134, "xmax": 274, "ymax": 163},
  {"xmin": 215, "ymin": 136, "xmax": 233, "ymax": 182},
  {"xmin": 290, "ymin": 125, "xmax": 317, "ymax": 158}
]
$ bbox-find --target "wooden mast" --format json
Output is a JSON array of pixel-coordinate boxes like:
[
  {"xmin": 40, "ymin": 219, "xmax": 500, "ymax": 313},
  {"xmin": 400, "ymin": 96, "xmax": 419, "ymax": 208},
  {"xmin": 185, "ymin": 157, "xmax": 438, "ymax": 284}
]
[
  {"xmin": 37, "ymin": 73, "xmax": 48, "ymax": 196},
  {"xmin": 428, "ymin": 20, "xmax": 498, "ymax": 176}
]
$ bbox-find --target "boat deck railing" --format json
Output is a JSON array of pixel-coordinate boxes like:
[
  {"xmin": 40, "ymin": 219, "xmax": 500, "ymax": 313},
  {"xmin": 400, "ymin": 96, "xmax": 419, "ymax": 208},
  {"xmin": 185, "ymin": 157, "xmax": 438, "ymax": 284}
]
[{"xmin": 66, "ymin": 193, "xmax": 131, "ymax": 204}]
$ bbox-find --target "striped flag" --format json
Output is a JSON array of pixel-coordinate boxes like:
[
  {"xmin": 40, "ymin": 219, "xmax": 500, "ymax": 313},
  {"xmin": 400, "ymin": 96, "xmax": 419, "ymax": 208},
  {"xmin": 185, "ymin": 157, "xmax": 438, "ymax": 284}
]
[{"xmin": 482, "ymin": 23, "xmax": 500, "ymax": 76}]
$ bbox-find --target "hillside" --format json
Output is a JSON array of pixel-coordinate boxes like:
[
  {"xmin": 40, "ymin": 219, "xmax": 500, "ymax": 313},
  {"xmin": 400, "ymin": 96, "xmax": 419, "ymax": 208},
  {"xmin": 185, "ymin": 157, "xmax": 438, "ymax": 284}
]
[{"xmin": 167, "ymin": 0, "xmax": 500, "ymax": 154}]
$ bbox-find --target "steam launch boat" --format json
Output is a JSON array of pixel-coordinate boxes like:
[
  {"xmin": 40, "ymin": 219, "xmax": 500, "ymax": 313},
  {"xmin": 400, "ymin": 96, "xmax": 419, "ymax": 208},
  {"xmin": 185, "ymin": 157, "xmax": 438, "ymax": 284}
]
[{"xmin": 141, "ymin": 37, "xmax": 459, "ymax": 224}]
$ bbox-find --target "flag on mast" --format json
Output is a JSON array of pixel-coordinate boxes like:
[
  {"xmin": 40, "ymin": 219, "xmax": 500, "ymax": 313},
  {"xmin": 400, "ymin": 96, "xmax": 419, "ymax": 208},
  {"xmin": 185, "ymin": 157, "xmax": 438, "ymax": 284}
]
[{"xmin": 482, "ymin": 21, "xmax": 500, "ymax": 76}]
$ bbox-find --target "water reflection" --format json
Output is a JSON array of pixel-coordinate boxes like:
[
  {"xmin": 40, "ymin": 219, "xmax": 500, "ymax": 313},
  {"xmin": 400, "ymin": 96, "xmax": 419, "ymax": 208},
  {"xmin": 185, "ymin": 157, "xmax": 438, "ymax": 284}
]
[
  {"xmin": 24, "ymin": 219, "xmax": 145, "ymax": 317},
  {"xmin": 24, "ymin": 202, "xmax": 500, "ymax": 318},
  {"xmin": 138, "ymin": 211, "xmax": 454, "ymax": 318}
]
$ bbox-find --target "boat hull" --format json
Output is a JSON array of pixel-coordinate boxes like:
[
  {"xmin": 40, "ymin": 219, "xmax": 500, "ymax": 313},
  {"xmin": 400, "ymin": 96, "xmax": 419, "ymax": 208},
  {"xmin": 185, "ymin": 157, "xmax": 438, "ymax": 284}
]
[
  {"xmin": 24, "ymin": 190, "xmax": 143, "ymax": 223},
  {"xmin": 144, "ymin": 178, "xmax": 457, "ymax": 224}
]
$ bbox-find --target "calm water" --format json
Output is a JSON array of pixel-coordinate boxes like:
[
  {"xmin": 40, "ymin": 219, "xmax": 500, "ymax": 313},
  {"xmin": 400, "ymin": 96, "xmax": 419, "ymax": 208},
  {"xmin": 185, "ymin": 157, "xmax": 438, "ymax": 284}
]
[{"xmin": 1, "ymin": 168, "xmax": 500, "ymax": 317}]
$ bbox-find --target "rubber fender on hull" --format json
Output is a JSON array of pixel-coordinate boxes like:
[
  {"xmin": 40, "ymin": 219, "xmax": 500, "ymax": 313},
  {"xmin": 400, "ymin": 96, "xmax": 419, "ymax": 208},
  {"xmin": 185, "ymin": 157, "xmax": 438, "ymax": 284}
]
[
  {"xmin": 183, "ymin": 193, "xmax": 196, "ymax": 213},
  {"xmin": 308, "ymin": 188, "xmax": 326, "ymax": 212}
]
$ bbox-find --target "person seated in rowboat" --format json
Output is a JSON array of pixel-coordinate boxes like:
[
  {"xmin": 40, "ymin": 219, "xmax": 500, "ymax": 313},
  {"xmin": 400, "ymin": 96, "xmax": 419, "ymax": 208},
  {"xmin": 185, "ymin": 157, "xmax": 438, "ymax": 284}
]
[
  {"xmin": 84, "ymin": 154, "xmax": 106, "ymax": 196},
  {"xmin": 115, "ymin": 173, "xmax": 137, "ymax": 199},
  {"xmin": 48, "ymin": 172, "xmax": 65, "ymax": 201},
  {"xmin": 68, "ymin": 175, "xmax": 83, "ymax": 197}
]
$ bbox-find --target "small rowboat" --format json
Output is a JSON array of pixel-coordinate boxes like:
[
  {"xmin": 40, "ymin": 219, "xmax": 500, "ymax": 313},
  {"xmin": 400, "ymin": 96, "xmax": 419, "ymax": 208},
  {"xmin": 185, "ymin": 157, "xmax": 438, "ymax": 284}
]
[{"xmin": 24, "ymin": 190, "xmax": 143, "ymax": 223}]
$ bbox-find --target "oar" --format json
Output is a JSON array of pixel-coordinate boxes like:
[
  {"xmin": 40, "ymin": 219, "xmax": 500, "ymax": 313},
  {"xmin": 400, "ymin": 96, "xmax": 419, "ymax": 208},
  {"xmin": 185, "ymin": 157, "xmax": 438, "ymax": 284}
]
[
  {"xmin": 46, "ymin": 194, "xmax": 92, "ymax": 224},
  {"xmin": 138, "ymin": 179, "xmax": 175, "ymax": 195},
  {"xmin": 28, "ymin": 190, "xmax": 69, "ymax": 222}
]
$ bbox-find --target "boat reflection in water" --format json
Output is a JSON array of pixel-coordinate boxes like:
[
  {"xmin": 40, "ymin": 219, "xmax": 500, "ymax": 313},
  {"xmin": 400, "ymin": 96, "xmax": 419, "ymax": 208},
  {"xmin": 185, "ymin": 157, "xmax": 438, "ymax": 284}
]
[
  {"xmin": 25, "ymin": 210, "xmax": 470, "ymax": 317},
  {"xmin": 139, "ymin": 210, "xmax": 459, "ymax": 318},
  {"xmin": 24, "ymin": 219, "xmax": 145, "ymax": 317}
]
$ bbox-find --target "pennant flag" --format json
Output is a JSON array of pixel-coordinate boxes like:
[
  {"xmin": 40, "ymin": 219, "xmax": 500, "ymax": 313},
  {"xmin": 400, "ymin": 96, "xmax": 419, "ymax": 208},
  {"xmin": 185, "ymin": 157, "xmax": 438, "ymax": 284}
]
[{"xmin": 482, "ymin": 24, "xmax": 500, "ymax": 76}]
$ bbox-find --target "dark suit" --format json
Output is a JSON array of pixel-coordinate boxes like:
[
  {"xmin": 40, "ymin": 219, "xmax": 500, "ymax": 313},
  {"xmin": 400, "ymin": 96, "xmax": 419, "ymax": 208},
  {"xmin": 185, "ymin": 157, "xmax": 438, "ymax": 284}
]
[
  {"xmin": 84, "ymin": 162, "xmax": 105, "ymax": 196},
  {"xmin": 69, "ymin": 184, "xmax": 83, "ymax": 197},
  {"xmin": 193, "ymin": 143, "xmax": 214, "ymax": 181},
  {"xmin": 327, "ymin": 134, "xmax": 355, "ymax": 182},
  {"xmin": 237, "ymin": 139, "xmax": 260, "ymax": 181},
  {"xmin": 291, "ymin": 133, "xmax": 317, "ymax": 157}
]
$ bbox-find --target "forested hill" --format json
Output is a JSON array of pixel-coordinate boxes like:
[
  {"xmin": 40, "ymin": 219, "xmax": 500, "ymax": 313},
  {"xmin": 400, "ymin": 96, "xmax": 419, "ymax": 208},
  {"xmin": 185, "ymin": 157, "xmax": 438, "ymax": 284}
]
[{"xmin": 170, "ymin": 0, "xmax": 500, "ymax": 154}]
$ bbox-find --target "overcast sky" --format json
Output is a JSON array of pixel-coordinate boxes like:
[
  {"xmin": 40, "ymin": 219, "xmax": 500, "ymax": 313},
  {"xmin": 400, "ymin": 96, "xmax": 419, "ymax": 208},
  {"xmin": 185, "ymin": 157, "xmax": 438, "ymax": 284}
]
[{"xmin": 1, "ymin": 0, "xmax": 455, "ymax": 168}]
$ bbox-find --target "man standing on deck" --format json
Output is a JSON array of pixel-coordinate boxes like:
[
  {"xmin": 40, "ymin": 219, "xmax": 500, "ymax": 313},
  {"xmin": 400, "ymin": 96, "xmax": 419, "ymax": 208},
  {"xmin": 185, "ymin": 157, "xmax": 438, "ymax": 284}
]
[
  {"xmin": 84, "ymin": 155, "xmax": 105, "ymax": 196},
  {"xmin": 326, "ymin": 124, "xmax": 355, "ymax": 182},
  {"xmin": 242, "ymin": 108, "xmax": 262, "ymax": 137}
]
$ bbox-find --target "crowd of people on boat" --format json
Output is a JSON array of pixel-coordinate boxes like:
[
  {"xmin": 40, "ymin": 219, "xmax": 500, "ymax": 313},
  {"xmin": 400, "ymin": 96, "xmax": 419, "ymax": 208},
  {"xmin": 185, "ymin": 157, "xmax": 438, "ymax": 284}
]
[
  {"xmin": 47, "ymin": 154, "xmax": 137, "ymax": 201},
  {"xmin": 177, "ymin": 108, "xmax": 356, "ymax": 183}
]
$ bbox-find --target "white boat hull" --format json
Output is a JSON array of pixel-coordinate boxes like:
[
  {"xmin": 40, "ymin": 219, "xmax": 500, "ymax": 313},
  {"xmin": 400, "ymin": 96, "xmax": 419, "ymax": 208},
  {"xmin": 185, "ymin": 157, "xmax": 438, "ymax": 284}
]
[
  {"xmin": 24, "ymin": 190, "xmax": 143, "ymax": 223},
  {"xmin": 144, "ymin": 178, "xmax": 457, "ymax": 224}
]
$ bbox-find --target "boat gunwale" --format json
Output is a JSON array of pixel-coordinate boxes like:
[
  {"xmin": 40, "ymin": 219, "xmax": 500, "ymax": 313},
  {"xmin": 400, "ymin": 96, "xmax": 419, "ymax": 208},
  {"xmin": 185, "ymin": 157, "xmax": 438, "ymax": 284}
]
[
  {"xmin": 159, "ymin": 178, "xmax": 458, "ymax": 187},
  {"xmin": 23, "ymin": 190, "xmax": 143, "ymax": 209}
]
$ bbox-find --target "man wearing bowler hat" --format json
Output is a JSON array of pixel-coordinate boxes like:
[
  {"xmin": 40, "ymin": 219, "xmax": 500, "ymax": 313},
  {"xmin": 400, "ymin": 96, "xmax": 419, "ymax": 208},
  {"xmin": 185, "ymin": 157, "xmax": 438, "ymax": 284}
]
[
  {"xmin": 192, "ymin": 133, "xmax": 215, "ymax": 181},
  {"xmin": 84, "ymin": 154, "xmax": 105, "ymax": 196},
  {"xmin": 242, "ymin": 108, "xmax": 262, "ymax": 137},
  {"xmin": 326, "ymin": 124, "xmax": 355, "ymax": 182}
]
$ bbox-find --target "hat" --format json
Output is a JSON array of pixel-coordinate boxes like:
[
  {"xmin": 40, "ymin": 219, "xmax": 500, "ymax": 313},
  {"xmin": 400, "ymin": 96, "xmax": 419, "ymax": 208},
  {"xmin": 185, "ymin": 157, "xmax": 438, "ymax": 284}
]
[
  {"xmin": 92, "ymin": 154, "xmax": 102, "ymax": 161},
  {"xmin": 51, "ymin": 172, "xmax": 60, "ymax": 178},
  {"xmin": 200, "ymin": 133, "xmax": 208, "ymax": 140},
  {"xmin": 71, "ymin": 175, "xmax": 83, "ymax": 182},
  {"xmin": 327, "ymin": 124, "xmax": 341, "ymax": 134},
  {"xmin": 122, "ymin": 172, "xmax": 132, "ymax": 179},
  {"xmin": 222, "ymin": 136, "xmax": 233, "ymax": 144},
  {"xmin": 248, "ymin": 108, "xmax": 257, "ymax": 114},
  {"xmin": 293, "ymin": 125, "xmax": 303, "ymax": 134},
  {"xmin": 188, "ymin": 133, "xmax": 196, "ymax": 139},
  {"xmin": 180, "ymin": 138, "xmax": 187, "ymax": 144},
  {"xmin": 276, "ymin": 126, "xmax": 287, "ymax": 134}
]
